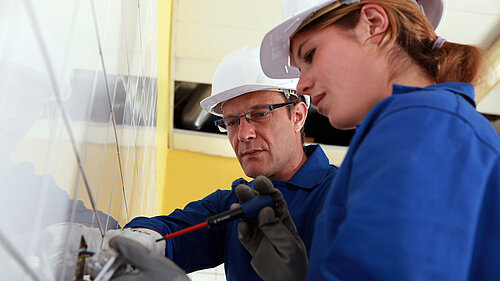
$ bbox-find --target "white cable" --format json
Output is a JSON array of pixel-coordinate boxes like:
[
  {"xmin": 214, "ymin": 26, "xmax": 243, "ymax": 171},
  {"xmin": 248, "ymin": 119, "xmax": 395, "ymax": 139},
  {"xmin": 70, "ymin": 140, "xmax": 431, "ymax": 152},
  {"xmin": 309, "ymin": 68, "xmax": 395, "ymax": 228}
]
[{"xmin": 89, "ymin": 0, "xmax": 130, "ymax": 221}]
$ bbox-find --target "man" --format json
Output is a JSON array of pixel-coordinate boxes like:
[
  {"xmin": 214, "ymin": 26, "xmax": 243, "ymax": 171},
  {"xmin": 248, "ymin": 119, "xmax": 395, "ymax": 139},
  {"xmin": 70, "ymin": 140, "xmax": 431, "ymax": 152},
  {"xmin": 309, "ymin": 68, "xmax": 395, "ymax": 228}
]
[{"xmin": 106, "ymin": 46, "xmax": 338, "ymax": 280}]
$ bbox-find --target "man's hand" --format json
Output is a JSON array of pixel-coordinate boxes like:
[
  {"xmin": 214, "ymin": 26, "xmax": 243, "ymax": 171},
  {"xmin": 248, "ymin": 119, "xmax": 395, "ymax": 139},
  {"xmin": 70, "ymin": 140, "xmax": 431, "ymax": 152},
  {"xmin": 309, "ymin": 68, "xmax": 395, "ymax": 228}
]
[
  {"xmin": 109, "ymin": 236, "xmax": 190, "ymax": 281},
  {"xmin": 103, "ymin": 228, "xmax": 166, "ymax": 257},
  {"xmin": 233, "ymin": 175, "xmax": 308, "ymax": 281}
]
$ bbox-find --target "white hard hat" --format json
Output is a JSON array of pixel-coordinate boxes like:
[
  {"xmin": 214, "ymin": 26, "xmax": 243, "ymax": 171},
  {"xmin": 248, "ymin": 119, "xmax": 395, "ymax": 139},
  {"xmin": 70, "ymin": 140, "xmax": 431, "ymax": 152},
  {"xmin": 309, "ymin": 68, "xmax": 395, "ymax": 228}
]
[
  {"xmin": 260, "ymin": 0, "xmax": 447, "ymax": 79},
  {"xmin": 200, "ymin": 46, "xmax": 309, "ymax": 116},
  {"xmin": 417, "ymin": 0, "xmax": 446, "ymax": 30}
]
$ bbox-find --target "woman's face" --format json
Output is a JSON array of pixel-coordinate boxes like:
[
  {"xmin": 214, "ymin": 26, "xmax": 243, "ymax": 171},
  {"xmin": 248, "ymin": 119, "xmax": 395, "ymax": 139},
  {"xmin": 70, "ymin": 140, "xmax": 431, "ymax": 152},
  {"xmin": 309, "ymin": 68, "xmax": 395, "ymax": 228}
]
[{"xmin": 291, "ymin": 24, "xmax": 392, "ymax": 129}]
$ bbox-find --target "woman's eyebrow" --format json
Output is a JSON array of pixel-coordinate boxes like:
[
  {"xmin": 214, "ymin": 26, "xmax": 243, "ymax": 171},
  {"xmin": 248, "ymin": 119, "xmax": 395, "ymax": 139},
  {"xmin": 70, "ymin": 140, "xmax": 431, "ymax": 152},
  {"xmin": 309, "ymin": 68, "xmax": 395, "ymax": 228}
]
[{"xmin": 297, "ymin": 43, "xmax": 305, "ymax": 59}]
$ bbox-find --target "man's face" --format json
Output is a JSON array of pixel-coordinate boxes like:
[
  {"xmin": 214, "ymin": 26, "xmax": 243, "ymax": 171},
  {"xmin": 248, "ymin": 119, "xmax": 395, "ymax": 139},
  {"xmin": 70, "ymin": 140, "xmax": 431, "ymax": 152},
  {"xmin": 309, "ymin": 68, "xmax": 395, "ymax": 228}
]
[{"xmin": 222, "ymin": 91, "xmax": 304, "ymax": 180}]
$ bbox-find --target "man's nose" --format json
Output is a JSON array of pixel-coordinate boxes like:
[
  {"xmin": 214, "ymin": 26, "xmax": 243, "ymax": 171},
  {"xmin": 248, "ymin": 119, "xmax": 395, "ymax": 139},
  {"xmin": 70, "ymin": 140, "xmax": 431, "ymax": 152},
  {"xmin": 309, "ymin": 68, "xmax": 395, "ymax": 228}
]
[{"xmin": 237, "ymin": 116, "xmax": 256, "ymax": 142}]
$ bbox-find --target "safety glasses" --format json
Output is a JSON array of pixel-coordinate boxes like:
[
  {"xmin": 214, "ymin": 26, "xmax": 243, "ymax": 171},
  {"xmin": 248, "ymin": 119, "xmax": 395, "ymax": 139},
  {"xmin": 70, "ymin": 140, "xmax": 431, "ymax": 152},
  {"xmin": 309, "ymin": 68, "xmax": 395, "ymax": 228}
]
[{"xmin": 214, "ymin": 102, "xmax": 295, "ymax": 132}]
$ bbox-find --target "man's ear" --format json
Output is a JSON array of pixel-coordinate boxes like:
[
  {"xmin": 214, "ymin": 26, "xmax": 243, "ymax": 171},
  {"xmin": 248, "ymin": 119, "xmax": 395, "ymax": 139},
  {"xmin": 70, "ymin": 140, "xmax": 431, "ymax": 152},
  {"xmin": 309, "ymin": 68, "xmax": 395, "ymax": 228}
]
[
  {"xmin": 356, "ymin": 4, "xmax": 390, "ymax": 45},
  {"xmin": 293, "ymin": 102, "xmax": 308, "ymax": 132}
]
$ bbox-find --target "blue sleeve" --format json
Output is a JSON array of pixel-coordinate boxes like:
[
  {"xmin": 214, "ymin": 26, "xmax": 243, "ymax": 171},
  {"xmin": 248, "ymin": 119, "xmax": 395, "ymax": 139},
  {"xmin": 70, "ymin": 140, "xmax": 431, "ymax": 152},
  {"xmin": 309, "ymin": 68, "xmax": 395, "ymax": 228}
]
[
  {"xmin": 317, "ymin": 107, "xmax": 494, "ymax": 280},
  {"xmin": 125, "ymin": 189, "xmax": 236, "ymax": 273}
]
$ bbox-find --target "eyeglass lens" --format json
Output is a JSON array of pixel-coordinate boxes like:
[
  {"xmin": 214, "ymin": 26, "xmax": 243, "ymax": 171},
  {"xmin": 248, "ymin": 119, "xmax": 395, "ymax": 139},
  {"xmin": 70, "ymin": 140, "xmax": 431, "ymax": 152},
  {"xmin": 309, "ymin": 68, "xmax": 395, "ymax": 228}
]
[{"xmin": 215, "ymin": 102, "xmax": 294, "ymax": 132}]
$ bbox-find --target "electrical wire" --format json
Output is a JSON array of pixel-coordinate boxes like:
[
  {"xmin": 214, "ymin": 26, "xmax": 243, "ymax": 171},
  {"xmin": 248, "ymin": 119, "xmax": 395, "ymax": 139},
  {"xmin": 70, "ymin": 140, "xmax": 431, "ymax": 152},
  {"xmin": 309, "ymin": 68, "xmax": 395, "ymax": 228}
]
[{"xmin": 89, "ymin": 0, "xmax": 130, "ymax": 222}]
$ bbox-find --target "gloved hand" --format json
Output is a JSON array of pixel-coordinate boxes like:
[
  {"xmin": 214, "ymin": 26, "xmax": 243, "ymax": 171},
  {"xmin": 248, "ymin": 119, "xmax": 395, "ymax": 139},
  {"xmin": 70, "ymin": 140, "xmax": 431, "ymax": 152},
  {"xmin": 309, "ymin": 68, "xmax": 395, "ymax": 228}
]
[
  {"xmin": 233, "ymin": 175, "xmax": 308, "ymax": 281},
  {"xmin": 102, "ymin": 228, "xmax": 166, "ymax": 257},
  {"xmin": 109, "ymin": 236, "xmax": 190, "ymax": 281}
]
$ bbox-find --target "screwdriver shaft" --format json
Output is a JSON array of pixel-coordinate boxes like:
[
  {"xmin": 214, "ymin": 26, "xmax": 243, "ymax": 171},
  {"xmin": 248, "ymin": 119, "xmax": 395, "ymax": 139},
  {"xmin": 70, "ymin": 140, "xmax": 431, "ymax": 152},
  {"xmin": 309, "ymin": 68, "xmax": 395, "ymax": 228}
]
[
  {"xmin": 155, "ymin": 195, "xmax": 273, "ymax": 242},
  {"xmin": 156, "ymin": 221, "xmax": 209, "ymax": 242}
]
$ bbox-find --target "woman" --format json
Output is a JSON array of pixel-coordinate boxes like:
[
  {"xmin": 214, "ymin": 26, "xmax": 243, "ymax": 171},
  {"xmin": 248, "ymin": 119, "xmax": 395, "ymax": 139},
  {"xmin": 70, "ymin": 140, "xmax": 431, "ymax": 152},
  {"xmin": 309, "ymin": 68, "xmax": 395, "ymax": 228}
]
[{"xmin": 257, "ymin": 0, "xmax": 500, "ymax": 280}]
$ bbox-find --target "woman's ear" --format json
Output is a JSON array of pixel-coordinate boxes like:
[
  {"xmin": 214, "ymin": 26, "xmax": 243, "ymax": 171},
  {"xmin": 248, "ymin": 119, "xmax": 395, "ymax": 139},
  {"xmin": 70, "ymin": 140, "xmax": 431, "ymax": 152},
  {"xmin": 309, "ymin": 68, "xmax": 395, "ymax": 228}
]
[
  {"xmin": 356, "ymin": 4, "xmax": 390, "ymax": 45},
  {"xmin": 293, "ymin": 102, "xmax": 308, "ymax": 132}
]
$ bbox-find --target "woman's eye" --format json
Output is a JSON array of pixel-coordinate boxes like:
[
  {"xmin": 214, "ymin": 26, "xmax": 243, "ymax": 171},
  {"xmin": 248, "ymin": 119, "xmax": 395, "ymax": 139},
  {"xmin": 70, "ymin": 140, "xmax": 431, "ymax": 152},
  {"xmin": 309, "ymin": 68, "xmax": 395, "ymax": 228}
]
[{"xmin": 304, "ymin": 49, "xmax": 315, "ymax": 63}]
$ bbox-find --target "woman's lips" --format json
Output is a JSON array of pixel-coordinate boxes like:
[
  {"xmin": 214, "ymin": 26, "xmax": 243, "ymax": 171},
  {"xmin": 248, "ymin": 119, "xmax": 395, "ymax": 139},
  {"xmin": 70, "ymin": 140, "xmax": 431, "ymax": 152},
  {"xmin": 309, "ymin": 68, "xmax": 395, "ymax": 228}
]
[{"xmin": 312, "ymin": 93, "xmax": 326, "ymax": 113}]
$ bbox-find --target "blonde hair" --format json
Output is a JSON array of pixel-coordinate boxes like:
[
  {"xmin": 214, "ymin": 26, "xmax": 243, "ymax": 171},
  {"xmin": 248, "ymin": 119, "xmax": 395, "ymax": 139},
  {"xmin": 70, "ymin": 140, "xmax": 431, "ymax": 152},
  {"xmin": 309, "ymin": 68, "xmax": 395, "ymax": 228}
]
[{"xmin": 292, "ymin": 0, "xmax": 485, "ymax": 86}]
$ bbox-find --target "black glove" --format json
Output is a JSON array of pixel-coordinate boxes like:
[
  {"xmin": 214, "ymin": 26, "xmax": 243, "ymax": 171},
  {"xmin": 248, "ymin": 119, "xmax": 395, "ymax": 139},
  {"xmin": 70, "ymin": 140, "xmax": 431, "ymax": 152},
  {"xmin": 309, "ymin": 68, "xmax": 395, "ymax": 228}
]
[
  {"xmin": 234, "ymin": 175, "xmax": 308, "ymax": 281},
  {"xmin": 109, "ymin": 236, "xmax": 190, "ymax": 281}
]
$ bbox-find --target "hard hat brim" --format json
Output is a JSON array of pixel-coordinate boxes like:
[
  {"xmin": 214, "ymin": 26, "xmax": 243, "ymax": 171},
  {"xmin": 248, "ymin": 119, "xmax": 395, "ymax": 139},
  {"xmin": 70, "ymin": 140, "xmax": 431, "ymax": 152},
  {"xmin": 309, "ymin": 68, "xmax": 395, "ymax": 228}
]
[
  {"xmin": 260, "ymin": 1, "xmax": 329, "ymax": 79},
  {"xmin": 418, "ymin": 0, "xmax": 446, "ymax": 31}
]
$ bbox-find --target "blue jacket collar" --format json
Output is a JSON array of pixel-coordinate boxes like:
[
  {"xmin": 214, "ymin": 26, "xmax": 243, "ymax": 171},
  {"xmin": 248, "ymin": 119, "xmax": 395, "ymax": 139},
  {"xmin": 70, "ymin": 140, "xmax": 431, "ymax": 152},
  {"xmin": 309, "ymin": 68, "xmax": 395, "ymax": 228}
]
[
  {"xmin": 231, "ymin": 144, "xmax": 331, "ymax": 190},
  {"xmin": 392, "ymin": 82, "xmax": 476, "ymax": 107}
]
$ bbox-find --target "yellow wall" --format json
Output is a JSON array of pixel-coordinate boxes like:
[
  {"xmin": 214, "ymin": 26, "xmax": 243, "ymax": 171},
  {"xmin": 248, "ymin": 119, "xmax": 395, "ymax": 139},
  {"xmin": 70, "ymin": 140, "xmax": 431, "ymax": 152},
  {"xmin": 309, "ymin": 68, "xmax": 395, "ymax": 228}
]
[
  {"xmin": 156, "ymin": 0, "xmax": 173, "ymax": 212},
  {"xmin": 160, "ymin": 150, "xmax": 249, "ymax": 214}
]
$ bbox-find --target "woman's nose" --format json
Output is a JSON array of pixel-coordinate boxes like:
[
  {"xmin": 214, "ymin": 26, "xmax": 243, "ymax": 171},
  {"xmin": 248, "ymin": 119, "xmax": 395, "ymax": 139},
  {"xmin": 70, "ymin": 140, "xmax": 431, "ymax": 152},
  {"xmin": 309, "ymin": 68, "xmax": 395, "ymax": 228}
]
[{"xmin": 297, "ymin": 72, "xmax": 313, "ymax": 96}]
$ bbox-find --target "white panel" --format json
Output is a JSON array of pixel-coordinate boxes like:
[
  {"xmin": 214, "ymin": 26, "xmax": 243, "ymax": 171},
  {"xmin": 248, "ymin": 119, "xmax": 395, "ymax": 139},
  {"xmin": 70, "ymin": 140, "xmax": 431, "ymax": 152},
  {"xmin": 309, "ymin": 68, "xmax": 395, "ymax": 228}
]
[
  {"xmin": 174, "ymin": 20, "xmax": 270, "ymax": 83},
  {"xmin": 445, "ymin": 0, "xmax": 500, "ymax": 15},
  {"xmin": 175, "ymin": 22, "xmax": 266, "ymax": 61},
  {"xmin": 318, "ymin": 144, "xmax": 348, "ymax": 166},
  {"xmin": 478, "ymin": 83, "xmax": 500, "ymax": 115},
  {"xmin": 0, "ymin": 0, "xmax": 158, "ymax": 280},
  {"xmin": 173, "ymin": 0, "xmax": 283, "ymax": 83},
  {"xmin": 177, "ymin": 0, "xmax": 282, "ymax": 29},
  {"xmin": 172, "ymin": 129, "xmax": 236, "ymax": 158},
  {"xmin": 174, "ymin": 57, "xmax": 219, "ymax": 84},
  {"xmin": 438, "ymin": 9, "xmax": 500, "ymax": 48}
]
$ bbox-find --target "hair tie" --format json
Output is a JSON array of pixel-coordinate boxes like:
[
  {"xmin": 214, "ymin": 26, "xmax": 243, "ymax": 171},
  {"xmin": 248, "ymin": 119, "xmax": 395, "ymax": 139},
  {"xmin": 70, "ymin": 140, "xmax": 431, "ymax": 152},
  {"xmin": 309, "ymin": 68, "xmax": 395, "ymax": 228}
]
[{"xmin": 432, "ymin": 36, "xmax": 447, "ymax": 51}]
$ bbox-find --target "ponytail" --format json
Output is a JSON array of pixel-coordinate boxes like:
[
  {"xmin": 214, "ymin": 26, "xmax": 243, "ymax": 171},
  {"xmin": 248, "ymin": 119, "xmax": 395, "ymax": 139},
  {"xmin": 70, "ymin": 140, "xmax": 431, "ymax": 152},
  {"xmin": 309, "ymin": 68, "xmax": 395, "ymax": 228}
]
[{"xmin": 434, "ymin": 42, "xmax": 485, "ymax": 85}]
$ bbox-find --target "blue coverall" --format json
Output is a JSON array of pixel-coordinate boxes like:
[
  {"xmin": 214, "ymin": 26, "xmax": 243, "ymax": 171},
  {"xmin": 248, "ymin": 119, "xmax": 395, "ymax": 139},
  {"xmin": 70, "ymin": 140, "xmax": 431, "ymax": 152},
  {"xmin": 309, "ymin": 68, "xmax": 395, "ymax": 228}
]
[
  {"xmin": 307, "ymin": 82, "xmax": 500, "ymax": 281},
  {"xmin": 126, "ymin": 144, "xmax": 338, "ymax": 281}
]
